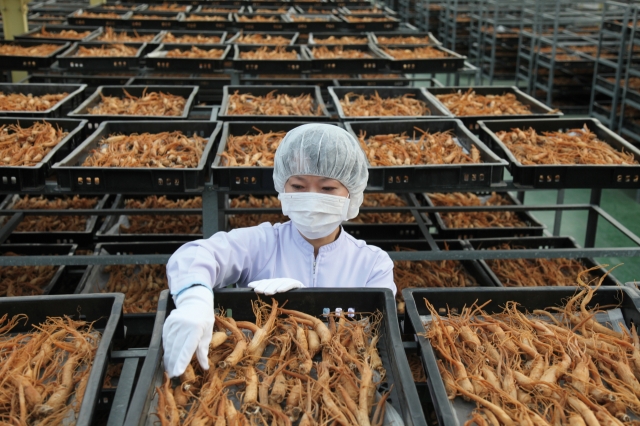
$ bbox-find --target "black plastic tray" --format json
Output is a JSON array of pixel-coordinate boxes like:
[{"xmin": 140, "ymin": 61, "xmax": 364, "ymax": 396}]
[
  {"xmin": 218, "ymin": 85, "xmax": 331, "ymax": 121},
  {"xmin": 467, "ymin": 236, "xmax": 620, "ymax": 287},
  {"xmin": 0, "ymin": 293, "xmax": 124, "ymax": 425},
  {"xmin": 75, "ymin": 242, "xmax": 180, "ymax": 318},
  {"xmin": 159, "ymin": 29, "xmax": 228, "ymax": 43},
  {"xmin": 145, "ymin": 43, "xmax": 232, "ymax": 71},
  {"xmin": 283, "ymin": 13, "xmax": 344, "ymax": 31},
  {"xmin": 15, "ymin": 25, "xmax": 102, "ymax": 42},
  {"xmin": 426, "ymin": 86, "xmax": 563, "ymax": 132},
  {"xmin": 308, "ymin": 31, "xmax": 369, "ymax": 44},
  {"xmin": 226, "ymin": 30, "xmax": 299, "ymax": 45},
  {"xmin": 213, "ymin": 121, "xmax": 340, "ymax": 190},
  {"xmin": 0, "ymin": 117, "xmax": 86, "ymax": 191},
  {"xmin": 234, "ymin": 12, "xmax": 288, "ymax": 31},
  {"xmin": 69, "ymin": 85, "xmax": 199, "ymax": 127},
  {"xmin": 418, "ymin": 191, "xmax": 546, "ymax": 239},
  {"xmin": 344, "ymin": 119, "xmax": 508, "ymax": 191},
  {"xmin": 477, "ymin": 118, "xmax": 640, "ymax": 188},
  {"xmin": 369, "ymin": 31, "xmax": 439, "ymax": 45},
  {"xmin": 0, "ymin": 243, "xmax": 76, "ymax": 295},
  {"xmin": 197, "ymin": 5, "xmax": 246, "ymax": 13},
  {"xmin": 124, "ymin": 288, "xmax": 427, "ymax": 426},
  {"xmin": 53, "ymin": 120, "xmax": 222, "ymax": 193},
  {"xmin": 402, "ymin": 286, "xmax": 640, "ymax": 426},
  {"xmin": 233, "ymin": 44, "xmax": 309, "ymax": 72},
  {"xmin": 179, "ymin": 12, "xmax": 234, "ymax": 30},
  {"xmin": 303, "ymin": 43, "xmax": 388, "ymax": 72},
  {"xmin": 0, "ymin": 194, "xmax": 109, "ymax": 245},
  {"xmin": 336, "ymin": 74, "xmax": 411, "ymax": 87},
  {"xmin": 343, "ymin": 223, "xmax": 428, "ymax": 240},
  {"xmin": 373, "ymin": 44, "xmax": 465, "ymax": 73},
  {"xmin": 329, "ymin": 86, "xmax": 451, "ymax": 120},
  {"xmin": 67, "ymin": 9, "xmax": 133, "ymax": 26},
  {"xmin": 340, "ymin": 13, "xmax": 400, "ymax": 31},
  {"xmin": 0, "ymin": 83, "xmax": 86, "ymax": 118},
  {"xmin": 28, "ymin": 12, "xmax": 69, "ymax": 24},
  {"xmin": 0, "ymin": 40, "xmax": 70, "ymax": 70},
  {"xmin": 57, "ymin": 42, "xmax": 147, "ymax": 71},
  {"xmin": 123, "ymin": 11, "xmax": 185, "ymax": 29},
  {"xmin": 95, "ymin": 194, "xmax": 203, "ymax": 242},
  {"xmin": 130, "ymin": 72, "xmax": 230, "ymax": 102}
]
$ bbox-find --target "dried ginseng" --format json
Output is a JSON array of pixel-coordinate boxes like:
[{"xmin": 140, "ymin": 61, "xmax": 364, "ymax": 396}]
[
  {"xmin": 254, "ymin": 7, "xmax": 289, "ymax": 12},
  {"xmin": 163, "ymin": 32, "xmax": 222, "ymax": 44},
  {"xmin": 0, "ymin": 122, "xmax": 68, "ymax": 166},
  {"xmin": 97, "ymin": 27, "xmax": 158, "ymax": 42},
  {"xmin": 77, "ymin": 11, "xmax": 122, "ymax": 18},
  {"xmin": 0, "ymin": 253, "xmax": 57, "ymax": 296},
  {"xmin": 313, "ymin": 35, "xmax": 368, "ymax": 44},
  {"xmin": 358, "ymin": 128, "xmax": 481, "ymax": 165},
  {"xmin": 0, "ymin": 92, "xmax": 68, "ymax": 111},
  {"xmin": 237, "ymin": 14, "xmax": 279, "ymax": 22},
  {"xmin": 227, "ymin": 90, "xmax": 322, "ymax": 116},
  {"xmin": 184, "ymin": 14, "xmax": 228, "ymax": 21},
  {"xmin": 377, "ymin": 35, "xmax": 433, "ymax": 44},
  {"xmin": 239, "ymin": 45, "xmax": 297, "ymax": 59},
  {"xmin": 120, "ymin": 195, "xmax": 202, "ymax": 234},
  {"xmin": 74, "ymin": 44, "xmax": 139, "ymax": 57},
  {"xmin": 340, "ymin": 91, "xmax": 430, "ymax": 117},
  {"xmin": 311, "ymin": 45, "xmax": 372, "ymax": 59},
  {"xmin": 235, "ymin": 33, "xmax": 292, "ymax": 45},
  {"xmin": 289, "ymin": 15, "xmax": 331, "ymax": 22},
  {"xmin": 407, "ymin": 353, "xmax": 427, "ymax": 382},
  {"xmin": 131, "ymin": 13, "xmax": 178, "ymax": 20},
  {"xmin": 435, "ymin": 88, "xmax": 534, "ymax": 116},
  {"xmin": 0, "ymin": 315, "xmax": 101, "ymax": 424},
  {"xmin": 383, "ymin": 45, "xmax": 449, "ymax": 59},
  {"xmin": 0, "ymin": 43, "xmax": 60, "ymax": 57},
  {"xmin": 343, "ymin": 15, "xmax": 394, "ymax": 22},
  {"xmin": 155, "ymin": 299, "xmax": 390, "ymax": 426},
  {"xmin": 7, "ymin": 195, "xmax": 98, "ymax": 232},
  {"xmin": 427, "ymin": 192, "xmax": 527, "ymax": 228},
  {"xmin": 422, "ymin": 278, "xmax": 640, "ymax": 425},
  {"xmin": 88, "ymin": 88, "xmax": 187, "ymax": 116},
  {"xmin": 496, "ymin": 125, "xmax": 639, "ymax": 165},
  {"xmin": 219, "ymin": 128, "xmax": 286, "ymax": 166},
  {"xmin": 103, "ymin": 264, "xmax": 166, "ymax": 313},
  {"xmin": 228, "ymin": 195, "xmax": 287, "ymax": 228},
  {"xmin": 82, "ymin": 131, "xmax": 207, "ymax": 168},
  {"xmin": 32, "ymin": 26, "xmax": 92, "ymax": 40},
  {"xmin": 394, "ymin": 246, "xmax": 477, "ymax": 311},
  {"xmin": 350, "ymin": 193, "xmax": 415, "ymax": 223},
  {"xmin": 148, "ymin": 3, "xmax": 188, "ymax": 11},
  {"xmin": 166, "ymin": 46, "xmax": 225, "ymax": 58}
]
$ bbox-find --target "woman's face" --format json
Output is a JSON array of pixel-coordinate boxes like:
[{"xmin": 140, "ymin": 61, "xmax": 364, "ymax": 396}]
[{"xmin": 284, "ymin": 175, "xmax": 349, "ymax": 197}]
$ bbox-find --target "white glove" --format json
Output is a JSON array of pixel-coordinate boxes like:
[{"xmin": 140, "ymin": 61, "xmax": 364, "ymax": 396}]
[
  {"xmin": 162, "ymin": 285, "xmax": 214, "ymax": 378},
  {"xmin": 248, "ymin": 278, "xmax": 305, "ymax": 295}
]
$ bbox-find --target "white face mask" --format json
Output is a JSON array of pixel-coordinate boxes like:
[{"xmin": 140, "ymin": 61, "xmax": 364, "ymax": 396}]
[{"xmin": 278, "ymin": 192, "xmax": 350, "ymax": 240}]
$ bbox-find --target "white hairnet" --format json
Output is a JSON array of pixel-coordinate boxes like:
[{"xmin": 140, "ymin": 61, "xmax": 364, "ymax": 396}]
[{"xmin": 273, "ymin": 123, "xmax": 369, "ymax": 219}]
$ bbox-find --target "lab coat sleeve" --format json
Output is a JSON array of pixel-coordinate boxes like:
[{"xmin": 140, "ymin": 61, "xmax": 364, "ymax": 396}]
[
  {"xmin": 166, "ymin": 224, "xmax": 276, "ymax": 295},
  {"xmin": 365, "ymin": 251, "xmax": 396, "ymax": 296}
]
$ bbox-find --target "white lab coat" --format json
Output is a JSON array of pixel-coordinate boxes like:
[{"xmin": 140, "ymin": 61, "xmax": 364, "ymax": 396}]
[{"xmin": 166, "ymin": 221, "xmax": 396, "ymax": 295}]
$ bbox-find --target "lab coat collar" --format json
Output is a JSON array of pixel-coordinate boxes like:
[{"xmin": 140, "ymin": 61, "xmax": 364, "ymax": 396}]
[{"xmin": 290, "ymin": 221, "xmax": 346, "ymax": 254}]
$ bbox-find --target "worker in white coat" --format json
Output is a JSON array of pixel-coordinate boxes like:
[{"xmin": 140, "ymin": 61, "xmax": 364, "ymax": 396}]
[{"xmin": 162, "ymin": 123, "xmax": 396, "ymax": 377}]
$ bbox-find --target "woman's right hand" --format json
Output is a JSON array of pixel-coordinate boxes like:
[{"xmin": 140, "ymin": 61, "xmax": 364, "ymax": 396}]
[{"xmin": 162, "ymin": 285, "xmax": 214, "ymax": 378}]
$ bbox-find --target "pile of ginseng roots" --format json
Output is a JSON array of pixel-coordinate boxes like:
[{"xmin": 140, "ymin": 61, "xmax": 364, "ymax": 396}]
[
  {"xmin": 0, "ymin": 91, "xmax": 68, "ymax": 112},
  {"xmin": 8, "ymin": 195, "xmax": 99, "ymax": 232},
  {"xmin": 0, "ymin": 314, "xmax": 101, "ymax": 425},
  {"xmin": 120, "ymin": 195, "xmax": 202, "ymax": 234},
  {"xmin": 393, "ymin": 245, "xmax": 478, "ymax": 314},
  {"xmin": 102, "ymin": 263, "xmax": 167, "ymax": 313},
  {"xmin": 427, "ymin": 192, "xmax": 528, "ymax": 229},
  {"xmin": 0, "ymin": 121, "xmax": 68, "ymax": 167},
  {"xmin": 423, "ymin": 270, "xmax": 640, "ymax": 426},
  {"xmin": 358, "ymin": 128, "xmax": 481, "ymax": 166},
  {"xmin": 496, "ymin": 126, "xmax": 639, "ymax": 166},
  {"xmin": 0, "ymin": 252, "xmax": 58, "ymax": 297},
  {"xmin": 435, "ymin": 89, "xmax": 534, "ymax": 116},
  {"xmin": 340, "ymin": 92, "xmax": 430, "ymax": 117},
  {"xmin": 88, "ymin": 88, "xmax": 187, "ymax": 116},
  {"xmin": 227, "ymin": 91, "xmax": 323, "ymax": 116},
  {"xmin": 485, "ymin": 243, "xmax": 599, "ymax": 287},
  {"xmin": 155, "ymin": 299, "xmax": 391, "ymax": 426}
]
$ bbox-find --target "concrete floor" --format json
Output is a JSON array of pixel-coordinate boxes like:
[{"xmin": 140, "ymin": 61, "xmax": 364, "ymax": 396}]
[{"xmin": 420, "ymin": 73, "xmax": 640, "ymax": 284}]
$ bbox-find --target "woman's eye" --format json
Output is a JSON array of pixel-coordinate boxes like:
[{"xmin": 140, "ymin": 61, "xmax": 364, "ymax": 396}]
[
  {"xmin": 291, "ymin": 185, "xmax": 304, "ymax": 190},
  {"xmin": 322, "ymin": 187, "xmax": 336, "ymax": 191}
]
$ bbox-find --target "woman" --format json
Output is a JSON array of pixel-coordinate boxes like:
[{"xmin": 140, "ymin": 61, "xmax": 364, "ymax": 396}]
[{"xmin": 163, "ymin": 123, "xmax": 396, "ymax": 378}]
